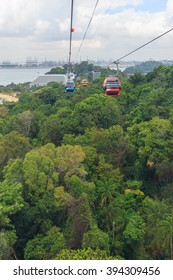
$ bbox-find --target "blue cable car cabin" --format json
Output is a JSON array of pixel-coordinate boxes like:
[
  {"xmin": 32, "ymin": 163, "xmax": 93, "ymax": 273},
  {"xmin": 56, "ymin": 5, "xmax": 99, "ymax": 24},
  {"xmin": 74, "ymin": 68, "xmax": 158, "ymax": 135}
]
[{"xmin": 65, "ymin": 80, "xmax": 76, "ymax": 92}]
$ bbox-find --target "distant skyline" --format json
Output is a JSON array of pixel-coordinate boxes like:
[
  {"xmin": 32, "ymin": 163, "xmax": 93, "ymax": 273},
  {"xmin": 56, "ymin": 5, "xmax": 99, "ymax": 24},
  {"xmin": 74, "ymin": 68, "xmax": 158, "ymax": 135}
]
[{"xmin": 0, "ymin": 0, "xmax": 172, "ymax": 63}]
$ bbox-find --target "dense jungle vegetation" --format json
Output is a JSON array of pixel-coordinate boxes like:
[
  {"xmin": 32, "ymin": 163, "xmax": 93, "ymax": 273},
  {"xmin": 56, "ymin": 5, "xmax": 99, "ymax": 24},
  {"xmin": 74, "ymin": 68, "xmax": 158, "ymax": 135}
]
[{"xmin": 1, "ymin": 62, "xmax": 173, "ymax": 260}]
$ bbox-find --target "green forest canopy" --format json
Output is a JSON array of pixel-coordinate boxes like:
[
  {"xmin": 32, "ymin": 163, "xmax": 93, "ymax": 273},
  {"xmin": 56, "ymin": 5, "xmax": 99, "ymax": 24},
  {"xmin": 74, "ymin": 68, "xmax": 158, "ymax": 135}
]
[{"xmin": 1, "ymin": 62, "xmax": 173, "ymax": 260}]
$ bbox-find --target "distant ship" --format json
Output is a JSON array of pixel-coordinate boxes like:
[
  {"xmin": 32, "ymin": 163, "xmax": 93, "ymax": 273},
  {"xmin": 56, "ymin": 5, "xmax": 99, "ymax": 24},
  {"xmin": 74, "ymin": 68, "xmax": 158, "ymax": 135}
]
[{"xmin": 0, "ymin": 61, "xmax": 18, "ymax": 68}]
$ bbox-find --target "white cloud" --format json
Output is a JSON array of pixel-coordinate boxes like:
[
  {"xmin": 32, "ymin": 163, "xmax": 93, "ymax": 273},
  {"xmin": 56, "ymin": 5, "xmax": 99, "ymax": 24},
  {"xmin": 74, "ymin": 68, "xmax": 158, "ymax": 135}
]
[{"xmin": 0, "ymin": 0, "xmax": 172, "ymax": 62}]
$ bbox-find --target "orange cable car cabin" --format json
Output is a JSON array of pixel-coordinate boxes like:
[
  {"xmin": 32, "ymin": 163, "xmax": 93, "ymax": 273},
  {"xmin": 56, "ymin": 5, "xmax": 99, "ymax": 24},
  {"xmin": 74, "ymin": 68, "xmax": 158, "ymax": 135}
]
[{"xmin": 81, "ymin": 79, "xmax": 89, "ymax": 87}]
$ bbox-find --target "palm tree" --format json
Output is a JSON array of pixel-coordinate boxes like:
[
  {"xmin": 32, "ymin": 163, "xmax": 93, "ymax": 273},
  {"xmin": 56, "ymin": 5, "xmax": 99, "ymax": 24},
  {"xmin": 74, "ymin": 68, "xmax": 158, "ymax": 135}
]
[
  {"xmin": 141, "ymin": 197, "xmax": 173, "ymax": 259},
  {"xmin": 96, "ymin": 178, "xmax": 121, "ymax": 232},
  {"xmin": 158, "ymin": 214, "xmax": 173, "ymax": 259},
  {"xmin": 96, "ymin": 178, "xmax": 120, "ymax": 206}
]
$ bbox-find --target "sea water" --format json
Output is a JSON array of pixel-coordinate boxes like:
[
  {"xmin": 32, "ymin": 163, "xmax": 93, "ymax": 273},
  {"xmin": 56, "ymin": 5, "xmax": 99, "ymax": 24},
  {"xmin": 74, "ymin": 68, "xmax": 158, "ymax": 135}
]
[{"xmin": 0, "ymin": 68, "xmax": 52, "ymax": 86}]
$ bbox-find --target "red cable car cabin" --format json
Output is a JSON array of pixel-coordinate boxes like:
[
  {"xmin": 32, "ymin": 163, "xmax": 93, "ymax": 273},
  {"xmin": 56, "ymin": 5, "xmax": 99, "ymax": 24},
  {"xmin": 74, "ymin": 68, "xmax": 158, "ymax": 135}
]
[{"xmin": 103, "ymin": 77, "xmax": 121, "ymax": 96}]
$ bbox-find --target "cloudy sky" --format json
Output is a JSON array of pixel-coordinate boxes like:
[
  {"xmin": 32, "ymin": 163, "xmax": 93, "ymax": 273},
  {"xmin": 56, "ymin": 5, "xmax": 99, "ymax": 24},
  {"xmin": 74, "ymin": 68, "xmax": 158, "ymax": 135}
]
[{"xmin": 0, "ymin": 0, "xmax": 172, "ymax": 63}]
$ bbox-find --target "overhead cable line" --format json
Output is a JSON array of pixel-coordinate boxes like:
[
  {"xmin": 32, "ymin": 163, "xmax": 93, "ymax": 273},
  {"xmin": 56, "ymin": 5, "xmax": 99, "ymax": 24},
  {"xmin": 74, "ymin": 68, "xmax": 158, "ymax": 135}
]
[
  {"xmin": 74, "ymin": 0, "xmax": 100, "ymax": 61},
  {"xmin": 113, "ymin": 27, "xmax": 173, "ymax": 64},
  {"xmin": 91, "ymin": 0, "xmax": 117, "ymax": 40},
  {"xmin": 68, "ymin": 0, "xmax": 74, "ymax": 69}
]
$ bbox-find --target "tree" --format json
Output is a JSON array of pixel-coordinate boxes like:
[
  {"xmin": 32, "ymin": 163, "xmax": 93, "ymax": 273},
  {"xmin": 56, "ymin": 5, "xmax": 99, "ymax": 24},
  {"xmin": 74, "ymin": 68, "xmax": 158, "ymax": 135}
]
[
  {"xmin": 0, "ymin": 180, "xmax": 24, "ymax": 226},
  {"xmin": 93, "ymin": 154, "xmax": 123, "ymax": 182},
  {"xmin": 65, "ymin": 175, "xmax": 96, "ymax": 203},
  {"xmin": 0, "ymin": 106, "xmax": 9, "ymax": 117},
  {"xmin": 157, "ymin": 214, "xmax": 173, "ymax": 259},
  {"xmin": 39, "ymin": 108, "xmax": 73, "ymax": 145},
  {"xmin": 0, "ymin": 230, "xmax": 17, "ymax": 260},
  {"xmin": 127, "ymin": 117, "xmax": 173, "ymax": 163},
  {"xmin": 128, "ymin": 73, "xmax": 146, "ymax": 85},
  {"xmin": 123, "ymin": 213, "xmax": 146, "ymax": 259},
  {"xmin": 54, "ymin": 186, "xmax": 72, "ymax": 210},
  {"xmin": 82, "ymin": 228, "xmax": 110, "ymax": 253},
  {"xmin": 127, "ymin": 117, "xmax": 173, "ymax": 190},
  {"xmin": 106, "ymin": 125, "xmax": 129, "ymax": 166},
  {"xmin": 69, "ymin": 94, "xmax": 121, "ymax": 134},
  {"xmin": 0, "ymin": 131, "xmax": 31, "ymax": 176},
  {"xmin": 141, "ymin": 197, "xmax": 173, "ymax": 259},
  {"xmin": 141, "ymin": 197, "xmax": 172, "ymax": 259},
  {"xmin": 123, "ymin": 214, "xmax": 145, "ymax": 242},
  {"xmin": 55, "ymin": 144, "xmax": 87, "ymax": 183},
  {"xmin": 95, "ymin": 177, "xmax": 122, "ymax": 233},
  {"xmin": 66, "ymin": 193, "xmax": 92, "ymax": 249},
  {"xmin": 24, "ymin": 226, "xmax": 66, "ymax": 260},
  {"xmin": 6, "ymin": 110, "xmax": 32, "ymax": 136},
  {"xmin": 55, "ymin": 247, "xmax": 116, "ymax": 260},
  {"xmin": 33, "ymin": 86, "xmax": 58, "ymax": 105},
  {"xmin": 22, "ymin": 146, "xmax": 55, "ymax": 199},
  {"xmin": 5, "ymin": 109, "xmax": 45, "ymax": 140},
  {"xmin": 96, "ymin": 177, "xmax": 120, "ymax": 206}
]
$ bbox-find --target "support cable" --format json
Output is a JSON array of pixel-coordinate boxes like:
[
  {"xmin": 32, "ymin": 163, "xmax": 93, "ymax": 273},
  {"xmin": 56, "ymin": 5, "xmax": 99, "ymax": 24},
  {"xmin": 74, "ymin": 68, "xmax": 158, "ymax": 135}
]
[
  {"xmin": 74, "ymin": 0, "xmax": 100, "ymax": 61},
  {"xmin": 113, "ymin": 27, "xmax": 173, "ymax": 64},
  {"xmin": 68, "ymin": 0, "xmax": 74, "ymax": 71}
]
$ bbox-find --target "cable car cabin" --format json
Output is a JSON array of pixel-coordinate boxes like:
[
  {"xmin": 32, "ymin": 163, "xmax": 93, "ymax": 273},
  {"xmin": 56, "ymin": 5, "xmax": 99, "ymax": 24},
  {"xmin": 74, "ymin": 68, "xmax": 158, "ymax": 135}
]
[
  {"xmin": 65, "ymin": 80, "xmax": 76, "ymax": 92},
  {"xmin": 81, "ymin": 79, "xmax": 88, "ymax": 87},
  {"xmin": 76, "ymin": 77, "xmax": 81, "ymax": 83},
  {"xmin": 103, "ymin": 77, "xmax": 121, "ymax": 96}
]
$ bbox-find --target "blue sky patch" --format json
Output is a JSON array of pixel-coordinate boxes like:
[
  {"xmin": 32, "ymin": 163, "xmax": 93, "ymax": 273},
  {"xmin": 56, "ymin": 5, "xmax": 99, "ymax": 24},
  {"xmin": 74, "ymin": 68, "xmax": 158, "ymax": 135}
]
[
  {"xmin": 105, "ymin": 0, "xmax": 167, "ymax": 14},
  {"xmin": 138, "ymin": 0, "xmax": 167, "ymax": 13}
]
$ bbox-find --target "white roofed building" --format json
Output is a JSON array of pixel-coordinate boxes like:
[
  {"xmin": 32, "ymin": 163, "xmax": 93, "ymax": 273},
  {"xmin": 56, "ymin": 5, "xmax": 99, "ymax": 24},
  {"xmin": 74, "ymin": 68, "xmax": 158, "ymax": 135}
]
[{"xmin": 30, "ymin": 74, "xmax": 67, "ymax": 86}]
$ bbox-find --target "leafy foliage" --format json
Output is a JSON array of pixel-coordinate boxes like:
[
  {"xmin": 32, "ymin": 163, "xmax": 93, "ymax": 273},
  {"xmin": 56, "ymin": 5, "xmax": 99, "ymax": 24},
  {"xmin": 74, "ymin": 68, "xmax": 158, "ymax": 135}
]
[{"xmin": 1, "ymin": 63, "xmax": 173, "ymax": 260}]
